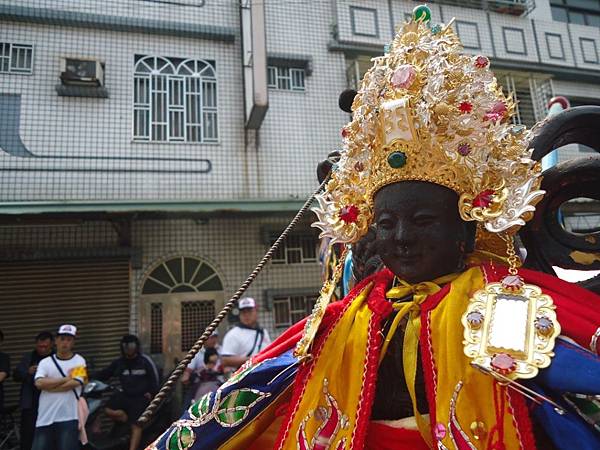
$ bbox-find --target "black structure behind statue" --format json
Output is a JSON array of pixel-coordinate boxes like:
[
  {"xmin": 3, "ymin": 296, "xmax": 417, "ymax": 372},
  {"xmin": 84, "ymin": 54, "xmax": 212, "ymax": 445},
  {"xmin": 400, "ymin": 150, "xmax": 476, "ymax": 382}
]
[{"xmin": 521, "ymin": 106, "xmax": 600, "ymax": 295}]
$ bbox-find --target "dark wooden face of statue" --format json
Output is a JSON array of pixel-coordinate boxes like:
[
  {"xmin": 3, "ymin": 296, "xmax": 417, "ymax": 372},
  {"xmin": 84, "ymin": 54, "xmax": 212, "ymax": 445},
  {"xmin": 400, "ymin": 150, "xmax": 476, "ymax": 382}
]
[{"xmin": 373, "ymin": 181, "xmax": 475, "ymax": 283}]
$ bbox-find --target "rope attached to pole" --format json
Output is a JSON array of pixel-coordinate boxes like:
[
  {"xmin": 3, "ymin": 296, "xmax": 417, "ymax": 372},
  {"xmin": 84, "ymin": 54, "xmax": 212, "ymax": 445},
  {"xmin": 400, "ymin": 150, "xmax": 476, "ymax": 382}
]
[{"xmin": 136, "ymin": 176, "xmax": 329, "ymax": 426}]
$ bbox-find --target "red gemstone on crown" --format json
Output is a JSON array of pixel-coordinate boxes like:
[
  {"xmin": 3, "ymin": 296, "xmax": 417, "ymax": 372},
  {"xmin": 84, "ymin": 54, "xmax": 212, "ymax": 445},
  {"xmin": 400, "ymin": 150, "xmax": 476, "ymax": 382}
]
[
  {"xmin": 341, "ymin": 128, "xmax": 349, "ymax": 138},
  {"xmin": 491, "ymin": 353, "xmax": 516, "ymax": 375},
  {"xmin": 484, "ymin": 101, "xmax": 507, "ymax": 122},
  {"xmin": 472, "ymin": 190, "xmax": 495, "ymax": 208},
  {"xmin": 459, "ymin": 101, "xmax": 473, "ymax": 113},
  {"xmin": 475, "ymin": 55, "xmax": 489, "ymax": 68},
  {"xmin": 339, "ymin": 205, "xmax": 359, "ymax": 223}
]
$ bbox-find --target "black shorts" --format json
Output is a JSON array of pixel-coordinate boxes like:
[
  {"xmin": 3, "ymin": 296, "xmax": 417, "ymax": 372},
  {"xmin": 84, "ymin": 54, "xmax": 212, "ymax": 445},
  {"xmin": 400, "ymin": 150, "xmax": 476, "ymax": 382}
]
[{"xmin": 105, "ymin": 391, "xmax": 150, "ymax": 424}]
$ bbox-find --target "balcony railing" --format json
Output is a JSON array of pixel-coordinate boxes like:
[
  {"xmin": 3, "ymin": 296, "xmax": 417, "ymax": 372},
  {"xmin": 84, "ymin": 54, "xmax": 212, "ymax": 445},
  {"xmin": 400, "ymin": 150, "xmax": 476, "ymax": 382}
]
[{"xmin": 425, "ymin": 0, "xmax": 535, "ymax": 16}]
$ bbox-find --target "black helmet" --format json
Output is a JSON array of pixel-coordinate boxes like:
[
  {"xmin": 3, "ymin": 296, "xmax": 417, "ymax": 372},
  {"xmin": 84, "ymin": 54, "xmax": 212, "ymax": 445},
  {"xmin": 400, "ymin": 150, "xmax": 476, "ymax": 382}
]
[{"xmin": 120, "ymin": 334, "xmax": 140, "ymax": 354}]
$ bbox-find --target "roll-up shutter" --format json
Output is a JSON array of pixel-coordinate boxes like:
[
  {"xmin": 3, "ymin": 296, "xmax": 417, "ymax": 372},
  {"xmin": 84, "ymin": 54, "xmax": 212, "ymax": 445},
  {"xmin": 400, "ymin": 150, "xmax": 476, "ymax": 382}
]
[{"xmin": 0, "ymin": 258, "xmax": 130, "ymax": 408}]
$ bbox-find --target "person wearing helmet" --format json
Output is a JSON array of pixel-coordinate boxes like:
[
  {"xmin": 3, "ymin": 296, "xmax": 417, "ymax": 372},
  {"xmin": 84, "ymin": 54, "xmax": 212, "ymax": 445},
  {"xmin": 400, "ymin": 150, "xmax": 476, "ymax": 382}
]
[{"xmin": 94, "ymin": 335, "xmax": 159, "ymax": 450}]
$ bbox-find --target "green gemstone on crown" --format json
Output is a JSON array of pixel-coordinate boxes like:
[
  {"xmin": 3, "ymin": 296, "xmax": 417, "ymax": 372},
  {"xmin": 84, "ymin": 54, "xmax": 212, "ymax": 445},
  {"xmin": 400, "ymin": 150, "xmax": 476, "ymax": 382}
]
[
  {"xmin": 388, "ymin": 151, "xmax": 407, "ymax": 169},
  {"xmin": 412, "ymin": 5, "xmax": 431, "ymax": 23}
]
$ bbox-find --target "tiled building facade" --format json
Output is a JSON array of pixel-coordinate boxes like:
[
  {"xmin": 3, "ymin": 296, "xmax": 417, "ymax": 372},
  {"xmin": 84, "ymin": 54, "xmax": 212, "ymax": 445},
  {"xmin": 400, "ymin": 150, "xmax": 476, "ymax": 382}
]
[{"xmin": 0, "ymin": 0, "xmax": 599, "ymax": 395}]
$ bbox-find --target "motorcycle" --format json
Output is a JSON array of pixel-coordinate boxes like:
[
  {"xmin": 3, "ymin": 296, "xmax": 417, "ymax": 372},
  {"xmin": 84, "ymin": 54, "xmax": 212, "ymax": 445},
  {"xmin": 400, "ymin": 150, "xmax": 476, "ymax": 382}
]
[{"xmin": 83, "ymin": 380, "xmax": 172, "ymax": 450}]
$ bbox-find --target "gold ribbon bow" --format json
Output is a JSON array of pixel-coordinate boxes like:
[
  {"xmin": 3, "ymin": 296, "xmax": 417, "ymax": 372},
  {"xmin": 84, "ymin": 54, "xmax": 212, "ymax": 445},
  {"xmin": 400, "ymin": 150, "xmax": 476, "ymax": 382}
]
[{"xmin": 379, "ymin": 272, "xmax": 460, "ymax": 446}]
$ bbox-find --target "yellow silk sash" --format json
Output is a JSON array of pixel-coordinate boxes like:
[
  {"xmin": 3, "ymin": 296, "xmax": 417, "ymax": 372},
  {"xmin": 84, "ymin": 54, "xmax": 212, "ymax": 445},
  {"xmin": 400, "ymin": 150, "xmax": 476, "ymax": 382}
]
[
  {"xmin": 379, "ymin": 272, "xmax": 460, "ymax": 446},
  {"xmin": 429, "ymin": 266, "xmax": 523, "ymax": 449},
  {"xmin": 281, "ymin": 264, "xmax": 525, "ymax": 450},
  {"xmin": 280, "ymin": 283, "xmax": 375, "ymax": 449}
]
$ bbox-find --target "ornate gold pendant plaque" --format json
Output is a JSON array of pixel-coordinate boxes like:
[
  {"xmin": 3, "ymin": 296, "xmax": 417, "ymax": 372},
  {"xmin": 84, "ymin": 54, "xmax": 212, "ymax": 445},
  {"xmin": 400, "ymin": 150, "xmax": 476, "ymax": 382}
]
[{"xmin": 462, "ymin": 280, "xmax": 561, "ymax": 381}]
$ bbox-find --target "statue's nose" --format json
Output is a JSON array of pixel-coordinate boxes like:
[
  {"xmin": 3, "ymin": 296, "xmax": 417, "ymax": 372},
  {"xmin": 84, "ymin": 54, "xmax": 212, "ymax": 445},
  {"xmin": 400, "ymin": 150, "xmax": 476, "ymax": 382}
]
[{"xmin": 393, "ymin": 221, "xmax": 416, "ymax": 245}]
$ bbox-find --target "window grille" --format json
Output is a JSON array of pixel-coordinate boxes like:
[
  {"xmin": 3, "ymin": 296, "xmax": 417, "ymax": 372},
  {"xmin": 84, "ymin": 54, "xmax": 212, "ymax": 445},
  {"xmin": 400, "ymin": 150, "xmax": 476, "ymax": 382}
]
[
  {"xmin": 133, "ymin": 56, "xmax": 217, "ymax": 142},
  {"xmin": 502, "ymin": 73, "xmax": 551, "ymax": 127},
  {"xmin": 267, "ymin": 66, "xmax": 305, "ymax": 91},
  {"xmin": 150, "ymin": 303, "xmax": 163, "ymax": 354},
  {"xmin": 269, "ymin": 232, "xmax": 317, "ymax": 264},
  {"xmin": 181, "ymin": 300, "xmax": 215, "ymax": 351},
  {"xmin": 273, "ymin": 294, "xmax": 318, "ymax": 328},
  {"xmin": 0, "ymin": 43, "xmax": 33, "ymax": 74},
  {"xmin": 551, "ymin": 0, "xmax": 600, "ymax": 26},
  {"xmin": 142, "ymin": 256, "xmax": 223, "ymax": 294}
]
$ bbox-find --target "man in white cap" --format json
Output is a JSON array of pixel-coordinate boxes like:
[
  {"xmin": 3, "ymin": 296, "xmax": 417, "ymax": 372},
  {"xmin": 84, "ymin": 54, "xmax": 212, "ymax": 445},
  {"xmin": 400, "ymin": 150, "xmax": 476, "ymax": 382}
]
[
  {"xmin": 221, "ymin": 297, "xmax": 271, "ymax": 372},
  {"xmin": 32, "ymin": 324, "xmax": 86, "ymax": 450}
]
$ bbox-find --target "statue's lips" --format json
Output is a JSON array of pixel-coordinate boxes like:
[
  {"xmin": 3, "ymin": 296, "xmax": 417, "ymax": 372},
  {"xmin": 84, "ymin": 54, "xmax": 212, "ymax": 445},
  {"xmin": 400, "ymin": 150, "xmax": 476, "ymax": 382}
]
[{"xmin": 392, "ymin": 253, "xmax": 422, "ymax": 264}]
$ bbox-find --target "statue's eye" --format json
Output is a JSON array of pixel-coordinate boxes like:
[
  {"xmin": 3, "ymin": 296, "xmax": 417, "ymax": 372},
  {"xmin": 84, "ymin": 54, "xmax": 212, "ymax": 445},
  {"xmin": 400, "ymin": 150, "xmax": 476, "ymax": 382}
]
[
  {"xmin": 414, "ymin": 215, "xmax": 436, "ymax": 226},
  {"xmin": 377, "ymin": 218, "xmax": 394, "ymax": 229}
]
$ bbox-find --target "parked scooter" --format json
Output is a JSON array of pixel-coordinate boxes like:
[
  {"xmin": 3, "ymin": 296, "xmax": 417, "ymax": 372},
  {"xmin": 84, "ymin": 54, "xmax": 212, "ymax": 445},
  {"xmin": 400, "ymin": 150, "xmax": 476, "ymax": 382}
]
[{"xmin": 83, "ymin": 379, "xmax": 172, "ymax": 450}]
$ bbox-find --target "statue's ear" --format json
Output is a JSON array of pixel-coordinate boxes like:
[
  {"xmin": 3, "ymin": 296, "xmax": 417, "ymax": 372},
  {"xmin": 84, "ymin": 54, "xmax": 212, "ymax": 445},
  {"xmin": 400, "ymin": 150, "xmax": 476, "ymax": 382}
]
[{"xmin": 464, "ymin": 222, "xmax": 477, "ymax": 254}]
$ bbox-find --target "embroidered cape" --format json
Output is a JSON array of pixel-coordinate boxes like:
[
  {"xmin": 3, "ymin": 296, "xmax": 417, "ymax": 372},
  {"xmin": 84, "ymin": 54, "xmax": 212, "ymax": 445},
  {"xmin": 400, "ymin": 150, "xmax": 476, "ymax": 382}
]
[{"xmin": 148, "ymin": 264, "xmax": 600, "ymax": 450}]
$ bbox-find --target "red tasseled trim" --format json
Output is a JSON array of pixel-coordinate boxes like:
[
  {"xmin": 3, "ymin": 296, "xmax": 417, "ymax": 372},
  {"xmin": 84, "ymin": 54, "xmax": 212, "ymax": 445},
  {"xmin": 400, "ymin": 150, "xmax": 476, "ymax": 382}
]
[
  {"xmin": 417, "ymin": 286, "xmax": 451, "ymax": 444},
  {"xmin": 419, "ymin": 283, "xmax": 453, "ymax": 312},
  {"xmin": 273, "ymin": 270, "xmax": 382, "ymax": 449},
  {"xmin": 507, "ymin": 387, "xmax": 537, "ymax": 450},
  {"xmin": 366, "ymin": 268, "xmax": 395, "ymax": 316},
  {"xmin": 272, "ymin": 304, "xmax": 348, "ymax": 449},
  {"xmin": 420, "ymin": 309, "xmax": 439, "ymax": 444},
  {"xmin": 351, "ymin": 277, "xmax": 394, "ymax": 449}
]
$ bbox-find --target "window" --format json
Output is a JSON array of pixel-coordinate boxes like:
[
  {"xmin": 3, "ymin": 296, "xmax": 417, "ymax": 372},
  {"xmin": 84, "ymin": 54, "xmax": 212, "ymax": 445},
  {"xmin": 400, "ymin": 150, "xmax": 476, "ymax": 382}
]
[
  {"xmin": 560, "ymin": 198, "xmax": 600, "ymax": 234},
  {"xmin": 0, "ymin": 43, "xmax": 33, "ymax": 74},
  {"xmin": 133, "ymin": 56, "xmax": 218, "ymax": 142},
  {"xmin": 181, "ymin": 300, "xmax": 215, "ymax": 351},
  {"xmin": 141, "ymin": 256, "xmax": 223, "ymax": 294},
  {"xmin": 269, "ymin": 231, "xmax": 318, "ymax": 264},
  {"xmin": 551, "ymin": 0, "xmax": 600, "ymax": 26},
  {"xmin": 346, "ymin": 55, "xmax": 376, "ymax": 90},
  {"xmin": 273, "ymin": 294, "xmax": 318, "ymax": 328},
  {"xmin": 150, "ymin": 303, "xmax": 163, "ymax": 353},
  {"xmin": 267, "ymin": 66, "xmax": 305, "ymax": 91}
]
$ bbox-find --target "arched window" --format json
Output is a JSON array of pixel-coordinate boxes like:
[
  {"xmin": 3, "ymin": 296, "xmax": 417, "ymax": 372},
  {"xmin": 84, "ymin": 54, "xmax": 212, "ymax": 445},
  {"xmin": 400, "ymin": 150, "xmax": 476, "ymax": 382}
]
[
  {"xmin": 133, "ymin": 56, "xmax": 217, "ymax": 143},
  {"xmin": 141, "ymin": 256, "xmax": 223, "ymax": 294}
]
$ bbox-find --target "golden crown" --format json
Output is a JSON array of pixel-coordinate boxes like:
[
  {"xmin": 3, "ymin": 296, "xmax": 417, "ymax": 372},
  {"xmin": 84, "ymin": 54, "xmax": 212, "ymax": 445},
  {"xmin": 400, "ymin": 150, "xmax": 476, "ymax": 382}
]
[{"xmin": 313, "ymin": 5, "xmax": 544, "ymax": 246}]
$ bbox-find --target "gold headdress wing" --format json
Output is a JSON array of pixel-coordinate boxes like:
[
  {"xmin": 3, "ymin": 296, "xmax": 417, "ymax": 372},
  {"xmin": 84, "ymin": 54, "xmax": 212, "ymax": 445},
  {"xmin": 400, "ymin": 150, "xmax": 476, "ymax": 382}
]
[{"xmin": 312, "ymin": 6, "xmax": 544, "ymax": 248}]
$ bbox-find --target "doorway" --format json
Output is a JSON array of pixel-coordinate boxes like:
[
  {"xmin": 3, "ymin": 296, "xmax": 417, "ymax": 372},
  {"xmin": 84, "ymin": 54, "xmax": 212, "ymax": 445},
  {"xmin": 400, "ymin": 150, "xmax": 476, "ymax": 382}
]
[{"xmin": 138, "ymin": 256, "xmax": 224, "ymax": 376}]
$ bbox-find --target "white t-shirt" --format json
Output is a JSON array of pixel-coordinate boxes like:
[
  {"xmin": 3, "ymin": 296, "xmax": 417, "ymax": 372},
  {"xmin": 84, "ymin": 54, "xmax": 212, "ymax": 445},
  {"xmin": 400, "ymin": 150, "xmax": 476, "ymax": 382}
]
[
  {"xmin": 34, "ymin": 354, "xmax": 87, "ymax": 427},
  {"xmin": 221, "ymin": 326, "xmax": 271, "ymax": 358}
]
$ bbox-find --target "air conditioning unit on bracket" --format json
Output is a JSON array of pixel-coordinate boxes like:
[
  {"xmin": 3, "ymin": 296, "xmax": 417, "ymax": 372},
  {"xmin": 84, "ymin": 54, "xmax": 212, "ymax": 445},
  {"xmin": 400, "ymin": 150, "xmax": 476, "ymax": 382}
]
[{"xmin": 60, "ymin": 58, "xmax": 104, "ymax": 86}]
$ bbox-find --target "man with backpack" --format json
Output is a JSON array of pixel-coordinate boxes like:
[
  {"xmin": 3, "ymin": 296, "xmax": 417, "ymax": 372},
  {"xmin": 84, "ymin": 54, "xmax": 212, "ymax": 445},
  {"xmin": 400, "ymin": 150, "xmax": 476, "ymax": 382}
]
[
  {"xmin": 221, "ymin": 297, "xmax": 271, "ymax": 373},
  {"xmin": 32, "ymin": 324, "xmax": 87, "ymax": 450}
]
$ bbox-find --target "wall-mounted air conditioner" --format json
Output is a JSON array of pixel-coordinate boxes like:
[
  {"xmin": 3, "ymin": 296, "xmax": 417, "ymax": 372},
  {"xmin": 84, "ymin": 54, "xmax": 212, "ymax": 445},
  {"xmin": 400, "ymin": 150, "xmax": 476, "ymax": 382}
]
[{"xmin": 60, "ymin": 58, "xmax": 104, "ymax": 86}]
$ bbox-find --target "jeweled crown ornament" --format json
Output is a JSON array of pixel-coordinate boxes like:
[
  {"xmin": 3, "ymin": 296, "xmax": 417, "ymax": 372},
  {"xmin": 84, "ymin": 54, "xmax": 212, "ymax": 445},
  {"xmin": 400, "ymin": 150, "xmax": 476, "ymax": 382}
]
[{"xmin": 312, "ymin": 5, "xmax": 544, "ymax": 246}]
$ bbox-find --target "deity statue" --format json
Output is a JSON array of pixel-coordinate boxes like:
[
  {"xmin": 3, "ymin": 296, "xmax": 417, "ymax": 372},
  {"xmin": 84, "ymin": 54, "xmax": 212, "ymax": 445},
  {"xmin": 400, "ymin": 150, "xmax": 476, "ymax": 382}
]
[{"xmin": 148, "ymin": 6, "xmax": 600, "ymax": 450}]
